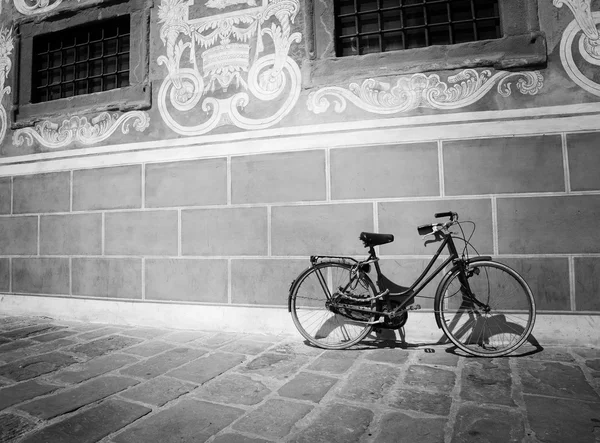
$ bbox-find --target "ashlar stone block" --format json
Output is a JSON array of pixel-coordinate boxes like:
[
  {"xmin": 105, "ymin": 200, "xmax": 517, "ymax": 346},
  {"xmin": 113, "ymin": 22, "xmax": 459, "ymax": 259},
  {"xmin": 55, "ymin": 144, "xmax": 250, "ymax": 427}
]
[
  {"xmin": 13, "ymin": 172, "xmax": 70, "ymax": 214},
  {"xmin": 378, "ymin": 199, "xmax": 493, "ymax": 255},
  {"xmin": 575, "ymin": 257, "xmax": 600, "ymax": 311},
  {"xmin": 272, "ymin": 203, "xmax": 373, "ymax": 255},
  {"xmin": 498, "ymin": 257, "xmax": 570, "ymax": 311},
  {"xmin": 40, "ymin": 213, "xmax": 102, "ymax": 255},
  {"xmin": 231, "ymin": 259, "xmax": 305, "ymax": 305},
  {"xmin": 72, "ymin": 258, "xmax": 142, "ymax": 299},
  {"xmin": 0, "ymin": 216, "xmax": 38, "ymax": 255},
  {"xmin": 497, "ymin": 195, "xmax": 600, "ymax": 254},
  {"xmin": 12, "ymin": 258, "xmax": 69, "ymax": 295},
  {"xmin": 443, "ymin": 135, "xmax": 564, "ymax": 195},
  {"xmin": 182, "ymin": 207, "xmax": 267, "ymax": 256},
  {"xmin": 0, "ymin": 258, "xmax": 9, "ymax": 291},
  {"xmin": 331, "ymin": 142, "xmax": 439, "ymax": 199},
  {"xmin": 567, "ymin": 132, "xmax": 600, "ymax": 191},
  {"xmin": 73, "ymin": 165, "xmax": 142, "ymax": 210},
  {"xmin": 145, "ymin": 158, "xmax": 227, "ymax": 208},
  {"xmin": 105, "ymin": 210, "xmax": 178, "ymax": 256},
  {"xmin": 145, "ymin": 259, "xmax": 227, "ymax": 303},
  {"xmin": 0, "ymin": 176, "xmax": 10, "ymax": 214},
  {"xmin": 232, "ymin": 150, "xmax": 326, "ymax": 204}
]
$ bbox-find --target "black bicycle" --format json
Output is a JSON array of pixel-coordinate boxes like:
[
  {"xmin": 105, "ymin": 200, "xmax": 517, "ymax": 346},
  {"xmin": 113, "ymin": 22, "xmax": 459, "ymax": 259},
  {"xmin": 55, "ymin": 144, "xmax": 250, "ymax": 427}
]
[{"xmin": 288, "ymin": 211, "xmax": 536, "ymax": 357}]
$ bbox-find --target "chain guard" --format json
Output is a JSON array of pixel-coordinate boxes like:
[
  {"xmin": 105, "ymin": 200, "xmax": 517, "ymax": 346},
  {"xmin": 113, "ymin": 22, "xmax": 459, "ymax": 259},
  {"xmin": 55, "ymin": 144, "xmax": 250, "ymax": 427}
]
[{"xmin": 379, "ymin": 310, "xmax": 408, "ymax": 330}]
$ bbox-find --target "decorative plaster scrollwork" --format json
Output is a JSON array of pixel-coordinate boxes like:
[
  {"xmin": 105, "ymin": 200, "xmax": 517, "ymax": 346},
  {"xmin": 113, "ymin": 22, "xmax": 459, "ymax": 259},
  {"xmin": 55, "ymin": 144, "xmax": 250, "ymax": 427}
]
[
  {"xmin": 554, "ymin": 0, "xmax": 600, "ymax": 96},
  {"xmin": 12, "ymin": 111, "xmax": 150, "ymax": 149},
  {"xmin": 157, "ymin": 0, "xmax": 302, "ymax": 136},
  {"xmin": 0, "ymin": 27, "xmax": 13, "ymax": 145},
  {"xmin": 12, "ymin": 0, "xmax": 72, "ymax": 15},
  {"xmin": 307, "ymin": 69, "xmax": 544, "ymax": 115}
]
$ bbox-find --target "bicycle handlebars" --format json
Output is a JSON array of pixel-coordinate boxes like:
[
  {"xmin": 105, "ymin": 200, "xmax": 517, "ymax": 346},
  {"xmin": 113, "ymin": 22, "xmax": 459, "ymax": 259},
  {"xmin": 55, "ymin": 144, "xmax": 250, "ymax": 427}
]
[
  {"xmin": 434, "ymin": 211, "xmax": 458, "ymax": 221},
  {"xmin": 418, "ymin": 211, "xmax": 458, "ymax": 237}
]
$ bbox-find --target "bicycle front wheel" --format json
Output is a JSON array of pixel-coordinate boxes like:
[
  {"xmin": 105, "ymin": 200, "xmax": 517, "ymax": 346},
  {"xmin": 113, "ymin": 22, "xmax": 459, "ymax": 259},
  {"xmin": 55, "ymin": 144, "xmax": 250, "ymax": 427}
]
[
  {"xmin": 290, "ymin": 262, "xmax": 376, "ymax": 350},
  {"xmin": 437, "ymin": 261, "xmax": 536, "ymax": 357}
]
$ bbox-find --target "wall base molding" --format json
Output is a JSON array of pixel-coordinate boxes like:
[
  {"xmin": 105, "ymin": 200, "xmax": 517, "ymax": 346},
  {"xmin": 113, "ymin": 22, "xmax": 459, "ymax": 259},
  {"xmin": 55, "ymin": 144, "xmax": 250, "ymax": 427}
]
[{"xmin": 1, "ymin": 294, "xmax": 598, "ymax": 348}]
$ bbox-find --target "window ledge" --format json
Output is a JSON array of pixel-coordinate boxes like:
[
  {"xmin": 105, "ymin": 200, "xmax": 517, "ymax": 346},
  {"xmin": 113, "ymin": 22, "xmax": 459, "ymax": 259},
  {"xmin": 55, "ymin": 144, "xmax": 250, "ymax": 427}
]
[
  {"xmin": 303, "ymin": 32, "xmax": 547, "ymax": 89},
  {"xmin": 12, "ymin": 84, "xmax": 151, "ymax": 129}
]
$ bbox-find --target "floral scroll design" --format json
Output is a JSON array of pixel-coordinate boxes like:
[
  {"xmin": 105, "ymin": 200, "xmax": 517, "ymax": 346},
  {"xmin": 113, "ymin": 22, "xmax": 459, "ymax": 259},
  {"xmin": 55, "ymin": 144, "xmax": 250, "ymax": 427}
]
[
  {"xmin": 0, "ymin": 27, "xmax": 13, "ymax": 145},
  {"xmin": 307, "ymin": 69, "xmax": 544, "ymax": 115},
  {"xmin": 12, "ymin": 111, "xmax": 150, "ymax": 149},
  {"xmin": 12, "ymin": 0, "xmax": 72, "ymax": 15},
  {"xmin": 157, "ymin": 0, "xmax": 302, "ymax": 136},
  {"xmin": 554, "ymin": 0, "xmax": 600, "ymax": 97}
]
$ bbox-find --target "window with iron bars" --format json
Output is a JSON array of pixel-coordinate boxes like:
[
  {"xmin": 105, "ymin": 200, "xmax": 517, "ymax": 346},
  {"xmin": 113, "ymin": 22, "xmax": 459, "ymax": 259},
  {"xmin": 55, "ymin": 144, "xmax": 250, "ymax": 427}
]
[
  {"xmin": 31, "ymin": 15, "xmax": 130, "ymax": 103},
  {"xmin": 335, "ymin": 0, "xmax": 501, "ymax": 57}
]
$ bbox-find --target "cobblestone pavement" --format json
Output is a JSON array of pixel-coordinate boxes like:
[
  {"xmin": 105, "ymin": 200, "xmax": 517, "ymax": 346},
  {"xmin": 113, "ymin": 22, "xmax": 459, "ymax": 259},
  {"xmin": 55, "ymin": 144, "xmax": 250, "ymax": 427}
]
[{"xmin": 0, "ymin": 315, "xmax": 599, "ymax": 443}]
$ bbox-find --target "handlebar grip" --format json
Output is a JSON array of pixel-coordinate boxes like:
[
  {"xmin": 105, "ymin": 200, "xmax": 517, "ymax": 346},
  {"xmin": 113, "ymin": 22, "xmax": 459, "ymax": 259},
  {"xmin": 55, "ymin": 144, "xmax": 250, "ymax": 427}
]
[{"xmin": 434, "ymin": 212, "xmax": 454, "ymax": 219}]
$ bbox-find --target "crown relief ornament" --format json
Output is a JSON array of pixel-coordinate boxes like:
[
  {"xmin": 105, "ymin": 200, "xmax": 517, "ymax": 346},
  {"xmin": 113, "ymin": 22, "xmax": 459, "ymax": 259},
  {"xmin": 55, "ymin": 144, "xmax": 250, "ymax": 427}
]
[{"xmin": 157, "ymin": 0, "xmax": 302, "ymax": 136}]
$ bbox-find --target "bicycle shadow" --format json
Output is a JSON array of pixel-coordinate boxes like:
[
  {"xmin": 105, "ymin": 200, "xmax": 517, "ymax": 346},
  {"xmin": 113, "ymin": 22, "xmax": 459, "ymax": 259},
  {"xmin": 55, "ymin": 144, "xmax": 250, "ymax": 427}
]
[{"xmin": 305, "ymin": 312, "xmax": 544, "ymax": 357}]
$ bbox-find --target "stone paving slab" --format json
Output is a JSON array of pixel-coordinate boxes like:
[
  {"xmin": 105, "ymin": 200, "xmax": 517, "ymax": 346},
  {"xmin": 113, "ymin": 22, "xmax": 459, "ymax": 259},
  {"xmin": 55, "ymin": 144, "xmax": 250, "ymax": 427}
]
[
  {"xmin": 193, "ymin": 373, "xmax": 271, "ymax": 406},
  {"xmin": 119, "ymin": 376, "xmax": 196, "ymax": 406},
  {"xmin": 68, "ymin": 335, "xmax": 143, "ymax": 359},
  {"xmin": 0, "ymin": 380, "xmax": 60, "ymax": 409},
  {"xmin": 1, "ymin": 314, "xmax": 600, "ymax": 443},
  {"xmin": 18, "ymin": 375, "xmax": 140, "ymax": 419},
  {"xmin": 0, "ymin": 338, "xmax": 77, "ymax": 364},
  {"xmin": 373, "ymin": 411, "xmax": 446, "ymax": 443},
  {"xmin": 120, "ymin": 347, "xmax": 207, "ymax": 379},
  {"xmin": 0, "ymin": 352, "xmax": 78, "ymax": 381},
  {"xmin": 111, "ymin": 399, "xmax": 244, "ymax": 443},
  {"xmin": 20, "ymin": 399, "xmax": 151, "ymax": 443},
  {"xmin": 0, "ymin": 413, "xmax": 36, "ymax": 442},
  {"xmin": 49, "ymin": 353, "xmax": 139, "ymax": 385}
]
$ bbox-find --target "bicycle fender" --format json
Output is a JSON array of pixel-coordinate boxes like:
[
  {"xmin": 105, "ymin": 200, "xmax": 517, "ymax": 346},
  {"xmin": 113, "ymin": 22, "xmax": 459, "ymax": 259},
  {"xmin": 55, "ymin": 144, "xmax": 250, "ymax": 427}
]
[
  {"xmin": 287, "ymin": 265, "xmax": 314, "ymax": 312},
  {"xmin": 433, "ymin": 256, "xmax": 492, "ymax": 329}
]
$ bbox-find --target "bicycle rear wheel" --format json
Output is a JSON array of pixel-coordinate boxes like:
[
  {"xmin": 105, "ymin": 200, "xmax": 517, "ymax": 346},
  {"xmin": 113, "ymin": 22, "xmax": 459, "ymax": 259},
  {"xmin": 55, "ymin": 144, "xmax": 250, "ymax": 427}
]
[
  {"xmin": 290, "ymin": 262, "xmax": 376, "ymax": 350},
  {"xmin": 437, "ymin": 261, "xmax": 536, "ymax": 357}
]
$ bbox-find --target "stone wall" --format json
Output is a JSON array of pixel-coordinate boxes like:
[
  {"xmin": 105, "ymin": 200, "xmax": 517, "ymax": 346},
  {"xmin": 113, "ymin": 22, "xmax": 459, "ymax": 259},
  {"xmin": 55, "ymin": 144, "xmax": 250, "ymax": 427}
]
[
  {"xmin": 0, "ymin": 0, "xmax": 599, "ymax": 334},
  {"xmin": 1, "ymin": 130, "xmax": 599, "ymax": 314}
]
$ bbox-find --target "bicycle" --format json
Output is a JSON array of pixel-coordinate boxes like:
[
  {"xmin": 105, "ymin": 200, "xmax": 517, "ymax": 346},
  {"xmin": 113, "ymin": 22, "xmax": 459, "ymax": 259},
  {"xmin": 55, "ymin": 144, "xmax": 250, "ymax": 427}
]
[{"xmin": 288, "ymin": 211, "xmax": 536, "ymax": 357}]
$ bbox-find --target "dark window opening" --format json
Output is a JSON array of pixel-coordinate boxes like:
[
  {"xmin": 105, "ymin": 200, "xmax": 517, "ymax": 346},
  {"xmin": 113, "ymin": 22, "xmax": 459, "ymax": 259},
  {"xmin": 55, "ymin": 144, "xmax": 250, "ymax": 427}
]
[
  {"xmin": 32, "ymin": 15, "xmax": 130, "ymax": 103},
  {"xmin": 335, "ymin": 0, "xmax": 501, "ymax": 57}
]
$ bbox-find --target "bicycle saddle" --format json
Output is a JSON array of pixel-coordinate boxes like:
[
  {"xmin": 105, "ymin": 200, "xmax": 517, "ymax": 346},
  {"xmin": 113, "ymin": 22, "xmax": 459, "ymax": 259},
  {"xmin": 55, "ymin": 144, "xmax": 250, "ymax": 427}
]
[{"xmin": 359, "ymin": 232, "xmax": 394, "ymax": 247}]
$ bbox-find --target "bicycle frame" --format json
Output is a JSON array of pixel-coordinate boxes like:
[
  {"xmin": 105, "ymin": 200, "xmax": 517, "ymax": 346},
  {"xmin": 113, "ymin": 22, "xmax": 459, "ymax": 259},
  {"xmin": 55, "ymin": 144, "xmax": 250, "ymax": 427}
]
[{"xmin": 309, "ymin": 232, "xmax": 491, "ymax": 320}]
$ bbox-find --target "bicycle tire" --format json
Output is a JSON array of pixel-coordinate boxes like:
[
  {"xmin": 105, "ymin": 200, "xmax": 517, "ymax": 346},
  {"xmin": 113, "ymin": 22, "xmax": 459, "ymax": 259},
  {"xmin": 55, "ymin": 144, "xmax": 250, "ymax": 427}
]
[
  {"xmin": 437, "ymin": 261, "xmax": 536, "ymax": 357},
  {"xmin": 290, "ymin": 262, "xmax": 376, "ymax": 350}
]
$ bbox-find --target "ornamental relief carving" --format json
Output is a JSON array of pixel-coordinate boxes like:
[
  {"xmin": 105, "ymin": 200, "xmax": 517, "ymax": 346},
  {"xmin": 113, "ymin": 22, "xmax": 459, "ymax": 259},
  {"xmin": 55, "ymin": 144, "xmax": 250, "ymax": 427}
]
[
  {"xmin": 0, "ymin": 27, "xmax": 13, "ymax": 145},
  {"xmin": 13, "ymin": 111, "xmax": 150, "ymax": 149},
  {"xmin": 157, "ymin": 0, "xmax": 302, "ymax": 136},
  {"xmin": 307, "ymin": 69, "xmax": 544, "ymax": 116},
  {"xmin": 554, "ymin": 0, "xmax": 600, "ymax": 97},
  {"xmin": 12, "ymin": 0, "xmax": 72, "ymax": 15}
]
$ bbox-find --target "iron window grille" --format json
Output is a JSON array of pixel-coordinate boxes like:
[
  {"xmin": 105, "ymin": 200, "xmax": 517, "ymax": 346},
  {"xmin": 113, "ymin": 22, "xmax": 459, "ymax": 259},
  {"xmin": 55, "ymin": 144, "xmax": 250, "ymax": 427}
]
[
  {"xmin": 31, "ymin": 15, "xmax": 130, "ymax": 103},
  {"xmin": 335, "ymin": 0, "xmax": 501, "ymax": 57}
]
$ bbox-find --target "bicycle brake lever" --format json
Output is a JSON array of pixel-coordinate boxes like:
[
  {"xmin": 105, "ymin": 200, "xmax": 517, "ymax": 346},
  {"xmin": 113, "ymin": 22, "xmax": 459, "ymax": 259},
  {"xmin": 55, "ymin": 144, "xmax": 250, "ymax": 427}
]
[{"xmin": 423, "ymin": 231, "xmax": 443, "ymax": 246}]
